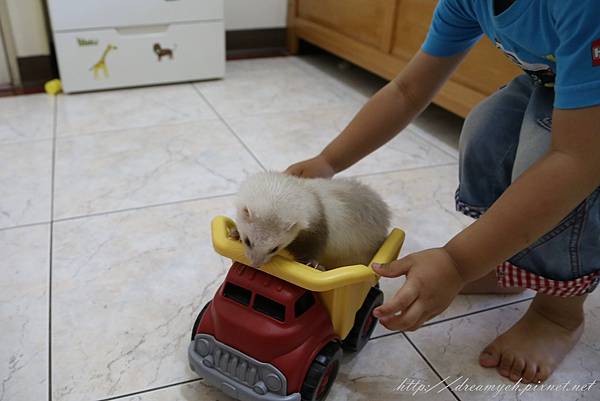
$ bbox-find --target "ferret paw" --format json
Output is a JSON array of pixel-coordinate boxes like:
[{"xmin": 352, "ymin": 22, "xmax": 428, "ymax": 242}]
[{"xmin": 228, "ymin": 227, "xmax": 240, "ymax": 240}]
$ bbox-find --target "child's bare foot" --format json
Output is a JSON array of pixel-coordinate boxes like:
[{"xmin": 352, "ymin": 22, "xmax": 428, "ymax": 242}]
[
  {"xmin": 479, "ymin": 293, "xmax": 585, "ymax": 383},
  {"xmin": 461, "ymin": 270, "xmax": 526, "ymax": 294}
]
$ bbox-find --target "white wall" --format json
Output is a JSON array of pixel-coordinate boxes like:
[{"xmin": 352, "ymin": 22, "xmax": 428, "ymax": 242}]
[
  {"xmin": 225, "ymin": 0, "xmax": 287, "ymax": 30},
  {"xmin": 0, "ymin": 33, "xmax": 11, "ymax": 84},
  {"xmin": 6, "ymin": 0, "xmax": 50, "ymax": 57}
]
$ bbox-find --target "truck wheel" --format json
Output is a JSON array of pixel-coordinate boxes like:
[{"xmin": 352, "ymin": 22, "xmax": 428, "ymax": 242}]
[
  {"xmin": 341, "ymin": 287, "xmax": 383, "ymax": 352},
  {"xmin": 190, "ymin": 301, "xmax": 211, "ymax": 341},
  {"xmin": 301, "ymin": 342, "xmax": 342, "ymax": 401}
]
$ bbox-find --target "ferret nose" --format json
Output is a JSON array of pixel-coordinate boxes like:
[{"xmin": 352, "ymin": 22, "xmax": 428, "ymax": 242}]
[
  {"xmin": 247, "ymin": 253, "xmax": 265, "ymax": 268},
  {"xmin": 250, "ymin": 258, "xmax": 266, "ymax": 268}
]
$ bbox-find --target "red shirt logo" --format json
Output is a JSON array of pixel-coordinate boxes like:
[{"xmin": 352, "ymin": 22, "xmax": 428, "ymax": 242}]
[{"xmin": 593, "ymin": 39, "xmax": 600, "ymax": 67}]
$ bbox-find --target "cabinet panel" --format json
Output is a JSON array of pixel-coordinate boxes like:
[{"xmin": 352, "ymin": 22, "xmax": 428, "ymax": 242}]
[
  {"xmin": 392, "ymin": 0, "xmax": 520, "ymax": 94},
  {"xmin": 454, "ymin": 38, "xmax": 522, "ymax": 94},
  {"xmin": 298, "ymin": 0, "xmax": 396, "ymax": 51},
  {"xmin": 55, "ymin": 22, "xmax": 225, "ymax": 93},
  {"xmin": 391, "ymin": 0, "xmax": 434, "ymax": 60}
]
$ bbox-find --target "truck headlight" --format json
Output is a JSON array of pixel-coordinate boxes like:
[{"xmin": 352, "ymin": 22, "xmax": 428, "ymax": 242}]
[
  {"xmin": 196, "ymin": 339, "xmax": 211, "ymax": 357},
  {"xmin": 253, "ymin": 381, "xmax": 267, "ymax": 395},
  {"xmin": 265, "ymin": 373, "xmax": 282, "ymax": 392}
]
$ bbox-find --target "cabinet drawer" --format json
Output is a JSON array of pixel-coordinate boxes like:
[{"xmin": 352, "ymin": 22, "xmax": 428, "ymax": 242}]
[
  {"xmin": 54, "ymin": 21, "xmax": 225, "ymax": 93},
  {"xmin": 48, "ymin": 0, "xmax": 223, "ymax": 31}
]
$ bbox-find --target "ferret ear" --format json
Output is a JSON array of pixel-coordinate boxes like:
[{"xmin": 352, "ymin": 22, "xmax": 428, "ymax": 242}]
[
  {"xmin": 289, "ymin": 215, "xmax": 311, "ymax": 231},
  {"xmin": 241, "ymin": 206, "xmax": 253, "ymax": 222},
  {"xmin": 286, "ymin": 220, "xmax": 309, "ymax": 231}
]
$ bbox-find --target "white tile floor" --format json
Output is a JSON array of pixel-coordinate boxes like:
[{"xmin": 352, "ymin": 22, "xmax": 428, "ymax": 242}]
[{"xmin": 1, "ymin": 55, "xmax": 598, "ymax": 401}]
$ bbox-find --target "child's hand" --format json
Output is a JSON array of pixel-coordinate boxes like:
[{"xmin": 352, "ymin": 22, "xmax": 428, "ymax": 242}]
[
  {"xmin": 284, "ymin": 155, "xmax": 336, "ymax": 178},
  {"xmin": 372, "ymin": 248, "xmax": 465, "ymax": 331}
]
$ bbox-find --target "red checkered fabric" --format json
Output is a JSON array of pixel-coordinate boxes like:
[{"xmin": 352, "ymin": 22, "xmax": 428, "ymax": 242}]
[{"xmin": 497, "ymin": 261, "xmax": 600, "ymax": 297}]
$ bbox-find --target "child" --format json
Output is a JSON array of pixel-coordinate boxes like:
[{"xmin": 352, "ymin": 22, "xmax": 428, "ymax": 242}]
[{"xmin": 286, "ymin": 0, "xmax": 600, "ymax": 385}]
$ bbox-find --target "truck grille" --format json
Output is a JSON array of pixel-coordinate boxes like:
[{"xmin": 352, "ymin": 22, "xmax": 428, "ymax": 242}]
[
  {"xmin": 214, "ymin": 346, "xmax": 259, "ymax": 385},
  {"xmin": 192, "ymin": 334, "xmax": 288, "ymax": 396}
]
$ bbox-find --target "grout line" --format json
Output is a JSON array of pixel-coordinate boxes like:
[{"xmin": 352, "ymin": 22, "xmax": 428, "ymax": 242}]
[
  {"xmin": 95, "ymin": 378, "xmax": 202, "ymax": 401},
  {"xmin": 8, "ymin": 163, "xmax": 455, "ymax": 231},
  {"xmin": 368, "ymin": 329, "xmax": 398, "ymax": 342},
  {"xmin": 417, "ymin": 296, "xmax": 535, "ymax": 328},
  {"xmin": 48, "ymin": 95, "xmax": 58, "ymax": 401},
  {"xmin": 347, "ymin": 161, "xmax": 458, "ymax": 180},
  {"xmin": 0, "ymin": 220, "xmax": 52, "ymax": 232},
  {"xmin": 286, "ymin": 56, "xmax": 348, "ymax": 85},
  {"xmin": 99, "ymin": 299, "xmax": 533, "ymax": 401},
  {"xmin": 0, "ymin": 135, "xmax": 55, "ymax": 148},
  {"xmin": 291, "ymin": 57, "xmax": 460, "ymax": 160},
  {"xmin": 54, "ymin": 117, "xmax": 223, "ymax": 142},
  {"xmin": 53, "ymin": 192, "xmax": 237, "ymax": 224},
  {"xmin": 192, "ymin": 85, "xmax": 267, "ymax": 171},
  {"xmin": 402, "ymin": 332, "xmax": 462, "ymax": 401},
  {"xmin": 48, "ymin": 60, "xmax": 362, "ymax": 145},
  {"xmin": 369, "ymin": 296, "xmax": 534, "ymax": 341},
  {"xmin": 287, "ymin": 56, "xmax": 372, "ymax": 103},
  {"xmin": 1, "ymin": 189, "xmax": 237, "ymax": 231},
  {"xmin": 409, "ymin": 124, "xmax": 460, "ymax": 160}
]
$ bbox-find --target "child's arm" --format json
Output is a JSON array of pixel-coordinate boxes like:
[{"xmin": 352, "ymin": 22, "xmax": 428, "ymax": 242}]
[
  {"xmin": 373, "ymin": 105, "xmax": 600, "ymax": 331},
  {"xmin": 285, "ymin": 50, "xmax": 468, "ymax": 177}
]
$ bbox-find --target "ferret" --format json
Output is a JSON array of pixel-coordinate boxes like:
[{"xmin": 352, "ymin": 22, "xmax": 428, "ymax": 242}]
[{"xmin": 233, "ymin": 171, "xmax": 390, "ymax": 269}]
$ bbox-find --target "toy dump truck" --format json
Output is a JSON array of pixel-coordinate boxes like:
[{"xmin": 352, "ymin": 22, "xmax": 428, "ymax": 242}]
[{"xmin": 189, "ymin": 216, "xmax": 405, "ymax": 401}]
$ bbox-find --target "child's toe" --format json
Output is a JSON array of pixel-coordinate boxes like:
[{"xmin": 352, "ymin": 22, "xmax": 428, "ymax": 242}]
[
  {"xmin": 533, "ymin": 365, "xmax": 551, "ymax": 383},
  {"xmin": 522, "ymin": 363, "xmax": 537, "ymax": 383},
  {"xmin": 479, "ymin": 344, "xmax": 501, "ymax": 368},
  {"xmin": 498, "ymin": 352, "xmax": 514, "ymax": 377},
  {"xmin": 509, "ymin": 358, "xmax": 525, "ymax": 381}
]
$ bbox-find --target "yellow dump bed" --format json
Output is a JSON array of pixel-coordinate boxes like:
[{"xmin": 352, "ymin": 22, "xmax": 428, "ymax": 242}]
[{"xmin": 211, "ymin": 216, "xmax": 405, "ymax": 339}]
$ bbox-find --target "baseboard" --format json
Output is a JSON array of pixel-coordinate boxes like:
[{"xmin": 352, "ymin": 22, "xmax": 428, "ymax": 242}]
[
  {"xmin": 226, "ymin": 28, "xmax": 288, "ymax": 59},
  {"xmin": 0, "ymin": 85, "xmax": 46, "ymax": 97}
]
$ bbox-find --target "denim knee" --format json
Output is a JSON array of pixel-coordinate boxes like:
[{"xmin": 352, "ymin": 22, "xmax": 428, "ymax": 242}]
[{"xmin": 457, "ymin": 91, "xmax": 526, "ymax": 216}]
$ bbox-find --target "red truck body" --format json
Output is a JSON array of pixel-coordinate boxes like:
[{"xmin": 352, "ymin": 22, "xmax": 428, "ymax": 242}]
[{"xmin": 195, "ymin": 262, "xmax": 338, "ymax": 393}]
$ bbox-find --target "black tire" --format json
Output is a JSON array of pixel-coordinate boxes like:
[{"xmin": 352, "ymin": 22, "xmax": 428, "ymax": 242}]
[
  {"xmin": 191, "ymin": 301, "xmax": 211, "ymax": 341},
  {"xmin": 301, "ymin": 342, "xmax": 342, "ymax": 401},
  {"xmin": 341, "ymin": 287, "xmax": 383, "ymax": 352}
]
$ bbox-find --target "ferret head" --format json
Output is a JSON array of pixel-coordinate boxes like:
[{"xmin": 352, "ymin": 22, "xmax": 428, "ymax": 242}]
[
  {"xmin": 235, "ymin": 172, "xmax": 316, "ymax": 268},
  {"xmin": 235, "ymin": 206, "xmax": 304, "ymax": 267}
]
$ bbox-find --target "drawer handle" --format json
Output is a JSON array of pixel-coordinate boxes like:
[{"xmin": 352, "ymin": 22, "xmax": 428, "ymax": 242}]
[{"xmin": 116, "ymin": 25, "xmax": 169, "ymax": 36}]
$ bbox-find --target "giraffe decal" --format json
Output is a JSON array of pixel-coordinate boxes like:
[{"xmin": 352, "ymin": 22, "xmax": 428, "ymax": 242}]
[{"xmin": 90, "ymin": 44, "xmax": 117, "ymax": 79}]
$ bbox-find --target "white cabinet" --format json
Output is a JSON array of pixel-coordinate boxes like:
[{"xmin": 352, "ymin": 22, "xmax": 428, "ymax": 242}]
[
  {"xmin": 48, "ymin": 0, "xmax": 223, "ymax": 31},
  {"xmin": 48, "ymin": 0, "xmax": 225, "ymax": 93}
]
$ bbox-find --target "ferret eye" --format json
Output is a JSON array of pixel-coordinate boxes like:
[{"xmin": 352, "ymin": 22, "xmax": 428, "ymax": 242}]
[
  {"xmin": 269, "ymin": 246, "xmax": 279, "ymax": 254},
  {"xmin": 244, "ymin": 237, "xmax": 252, "ymax": 248}
]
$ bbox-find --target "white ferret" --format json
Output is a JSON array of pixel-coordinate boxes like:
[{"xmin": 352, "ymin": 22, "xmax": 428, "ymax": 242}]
[{"xmin": 233, "ymin": 171, "xmax": 390, "ymax": 269}]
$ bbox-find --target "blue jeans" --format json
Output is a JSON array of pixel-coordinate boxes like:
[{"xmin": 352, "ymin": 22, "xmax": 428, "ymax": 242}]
[{"xmin": 456, "ymin": 75, "xmax": 600, "ymax": 291}]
